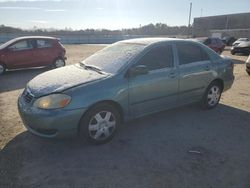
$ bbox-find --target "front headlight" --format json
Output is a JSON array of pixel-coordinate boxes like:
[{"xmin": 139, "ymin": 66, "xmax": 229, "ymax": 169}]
[{"xmin": 34, "ymin": 94, "xmax": 71, "ymax": 109}]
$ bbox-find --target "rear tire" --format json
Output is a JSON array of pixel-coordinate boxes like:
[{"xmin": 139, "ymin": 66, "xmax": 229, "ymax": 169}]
[
  {"xmin": 79, "ymin": 103, "xmax": 121, "ymax": 144},
  {"xmin": 201, "ymin": 81, "xmax": 222, "ymax": 109},
  {"xmin": 0, "ymin": 63, "xmax": 6, "ymax": 75},
  {"xmin": 53, "ymin": 58, "xmax": 65, "ymax": 68}
]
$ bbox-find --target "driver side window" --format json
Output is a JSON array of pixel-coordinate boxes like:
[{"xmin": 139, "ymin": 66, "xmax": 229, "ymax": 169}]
[
  {"xmin": 8, "ymin": 40, "xmax": 33, "ymax": 51},
  {"xmin": 137, "ymin": 45, "xmax": 173, "ymax": 71}
]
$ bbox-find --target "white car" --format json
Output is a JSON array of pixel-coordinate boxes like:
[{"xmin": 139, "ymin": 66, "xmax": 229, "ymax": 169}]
[
  {"xmin": 246, "ymin": 55, "xmax": 250, "ymax": 75},
  {"xmin": 233, "ymin": 38, "xmax": 249, "ymax": 46}
]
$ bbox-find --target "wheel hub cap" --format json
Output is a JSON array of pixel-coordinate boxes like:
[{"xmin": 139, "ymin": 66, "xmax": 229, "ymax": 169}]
[
  {"xmin": 99, "ymin": 121, "xmax": 108, "ymax": 128},
  {"xmin": 88, "ymin": 111, "xmax": 116, "ymax": 140},
  {"xmin": 207, "ymin": 86, "xmax": 221, "ymax": 106}
]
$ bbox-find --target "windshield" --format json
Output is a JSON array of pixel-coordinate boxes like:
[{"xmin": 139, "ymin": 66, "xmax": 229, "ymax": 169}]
[{"xmin": 81, "ymin": 42, "xmax": 146, "ymax": 74}]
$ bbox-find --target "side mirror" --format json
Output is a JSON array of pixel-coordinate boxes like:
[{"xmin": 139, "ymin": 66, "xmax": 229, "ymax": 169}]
[{"xmin": 128, "ymin": 65, "xmax": 149, "ymax": 77}]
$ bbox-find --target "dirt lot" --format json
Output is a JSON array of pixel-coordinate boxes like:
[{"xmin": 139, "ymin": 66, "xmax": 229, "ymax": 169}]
[{"xmin": 0, "ymin": 45, "xmax": 250, "ymax": 188}]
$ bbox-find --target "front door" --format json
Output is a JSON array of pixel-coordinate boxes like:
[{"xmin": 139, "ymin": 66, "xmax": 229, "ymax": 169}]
[
  {"xmin": 5, "ymin": 39, "xmax": 35, "ymax": 69},
  {"xmin": 128, "ymin": 44, "xmax": 178, "ymax": 118}
]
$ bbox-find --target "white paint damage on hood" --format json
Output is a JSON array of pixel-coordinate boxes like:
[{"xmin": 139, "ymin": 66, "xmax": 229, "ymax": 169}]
[{"xmin": 27, "ymin": 64, "xmax": 108, "ymax": 97}]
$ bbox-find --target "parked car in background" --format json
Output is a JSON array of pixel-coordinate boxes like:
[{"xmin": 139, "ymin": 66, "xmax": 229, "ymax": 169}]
[
  {"xmin": 194, "ymin": 37, "xmax": 225, "ymax": 54},
  {"xmin": 232, "ymin": 38, "xmax": 249, "ymax": 46},
  {"xmin": 0, "ymin": 36, "xmax": 66, "ymax": 75},
  {"xmin": 18, "ymin": 38, "xmax": 235, "ymax": 144},
  {"xmin": 222, "ymin": 36, "xmax": 236, "ymax": 46},
  {"xmin": 231, "ymin": 41, "xmax": 250, "ymax": 55},
  {"xmin": 246, "ymin": 55, "xmax": 250, "ymax": 75}
]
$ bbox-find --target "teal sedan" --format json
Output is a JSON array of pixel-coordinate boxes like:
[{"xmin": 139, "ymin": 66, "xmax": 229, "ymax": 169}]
[{"xmin": 18, "ymin": 38, "xmax": 234, "ymax": 144}]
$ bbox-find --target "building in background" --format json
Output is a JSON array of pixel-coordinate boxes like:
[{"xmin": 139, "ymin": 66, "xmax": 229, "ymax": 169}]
[{"xmin": 193, "ymin": 12, "xmax": 250, "ymax": 38}]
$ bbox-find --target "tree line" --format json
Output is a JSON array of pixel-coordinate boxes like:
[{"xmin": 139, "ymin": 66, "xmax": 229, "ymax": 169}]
[{"xmin": 0, "ymin": 23, "xmax": 192, "ymax": 36}]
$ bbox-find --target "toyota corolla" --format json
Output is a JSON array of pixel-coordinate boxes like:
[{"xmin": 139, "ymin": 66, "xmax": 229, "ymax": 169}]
[{"xmin": 18, "ymin": 38, "xmax": 234, "ymax": 144}]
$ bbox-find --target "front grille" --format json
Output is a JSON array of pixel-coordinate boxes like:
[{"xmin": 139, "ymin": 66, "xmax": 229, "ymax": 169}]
[{"xmin": 23, "ymin": 89, "xmax": 34, "ymax": 103}]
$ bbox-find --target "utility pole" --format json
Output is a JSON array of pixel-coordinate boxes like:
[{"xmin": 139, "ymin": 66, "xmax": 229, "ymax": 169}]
[{"xmin": 188, "ymin": 2, "xmax": 192, "ymax": 27}]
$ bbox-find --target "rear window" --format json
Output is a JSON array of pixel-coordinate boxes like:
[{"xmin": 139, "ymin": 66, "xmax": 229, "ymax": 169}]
[
  {"xmin": 176, "ymin": 42, "xmax": 210, "ymax": 65},
  {"xmin": 37, "ymin": 39, "xmax": 52, "ymax": 48}
]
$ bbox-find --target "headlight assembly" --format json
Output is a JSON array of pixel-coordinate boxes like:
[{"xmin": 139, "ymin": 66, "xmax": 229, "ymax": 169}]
[{"xmin": 34, "ymin": 94, "xmax": 71, "ymax": 109}]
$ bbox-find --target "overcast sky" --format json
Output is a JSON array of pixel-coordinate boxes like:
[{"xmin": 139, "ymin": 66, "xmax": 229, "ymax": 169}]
[{"xmin": 0, "ymin": 0, "xmax": 249, "ymax": 30}]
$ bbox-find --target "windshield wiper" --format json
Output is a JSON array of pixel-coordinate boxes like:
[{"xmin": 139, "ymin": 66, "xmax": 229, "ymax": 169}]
[{"xmin": 80, "ymin": 62, "xmax": 104, "ymax": 74}]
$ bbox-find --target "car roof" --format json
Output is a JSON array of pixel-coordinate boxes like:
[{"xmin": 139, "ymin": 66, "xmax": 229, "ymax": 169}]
[
  {"xmin": 10, "ymin": 36, "xmax": 58, "ymax": 42},
  {"xmin": 0, "ymin": 36, "xmax": 58, "ymax": 49},
  {"xmin": 189, "ymin": 37, "xmax": 207, "ymax": 42},
  {"xmin": 119, "ymin": 37, "xmax": 183, "ymax": 46}
]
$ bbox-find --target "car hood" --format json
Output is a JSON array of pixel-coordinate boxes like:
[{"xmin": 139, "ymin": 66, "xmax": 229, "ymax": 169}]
[{"xmin": 27, "ymin": 64, "xmax": 109, "ymax": 97}]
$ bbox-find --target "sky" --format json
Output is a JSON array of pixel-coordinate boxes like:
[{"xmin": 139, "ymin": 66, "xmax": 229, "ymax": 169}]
[{"xmin": 0, "ymin": 0, "xmax": 249, "ymax": 30}]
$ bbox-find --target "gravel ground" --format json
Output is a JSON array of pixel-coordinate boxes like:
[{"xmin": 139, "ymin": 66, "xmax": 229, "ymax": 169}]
[{"xmin": 0, "ymin": 45, "xmax": 250, "ymax": 188}]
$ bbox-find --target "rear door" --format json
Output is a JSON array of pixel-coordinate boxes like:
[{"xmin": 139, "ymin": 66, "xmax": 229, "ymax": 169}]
[
  {"xmin": 175, "ymin": 41, "xmax": 214, "ymax": 105},
  {"xmin": 128, "ymin": 44, "xmax": 178, "ymax": 118},
  {"xmin": 32, "ymin": 39, "xmax": 55, "ymax": 66},
  {"xmin": 5, "ymin": 39, "xmax": 35, "ymax": 69}
]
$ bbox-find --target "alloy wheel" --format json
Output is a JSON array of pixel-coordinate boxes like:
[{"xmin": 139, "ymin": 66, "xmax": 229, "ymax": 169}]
[
  {"xmin": 207, "ymin": 85, "xmax": 221, "ymax": 107},
  {"xmin": 88, "ymin": 111, "xmax": 116, "ymax": 141}
]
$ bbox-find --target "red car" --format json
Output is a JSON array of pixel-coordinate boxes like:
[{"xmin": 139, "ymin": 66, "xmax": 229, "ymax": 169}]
[
  {"xmin": 0, "ymin": 36, "xmax": 66, "ymax": 75},
  {"xmin": 195, "ymin": 37, "xmax": 225, "ymax": 54}
]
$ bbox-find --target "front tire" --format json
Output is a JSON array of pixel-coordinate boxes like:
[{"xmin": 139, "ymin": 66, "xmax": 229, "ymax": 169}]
[
  {"xmin": 0, "ymin": 63, "xmax": 6, "ymax": 75},
  {"xmin": 79, "ymin": 103, "xmax": 121, "ymax": 144},
  {"xmin": 201, "ymin": 82, "xmax": 222, "ymax": 109}
]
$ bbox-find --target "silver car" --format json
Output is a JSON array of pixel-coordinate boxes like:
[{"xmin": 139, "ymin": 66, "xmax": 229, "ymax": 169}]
[{"xmin": 246, "ymin": 55, "xmax": 250, "ymax": 75}]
